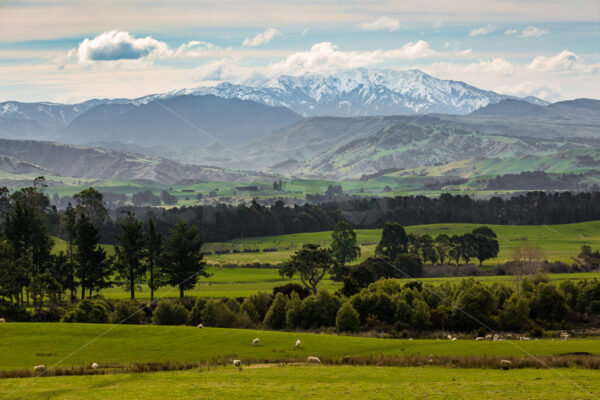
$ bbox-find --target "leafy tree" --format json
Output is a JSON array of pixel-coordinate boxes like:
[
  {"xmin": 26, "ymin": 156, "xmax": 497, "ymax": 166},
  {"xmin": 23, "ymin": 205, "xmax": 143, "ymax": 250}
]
[
  {"xmin": 264, "ymin": 292, "xmax": 287, "ymax": 329},
  {"xmin": 73, "ymin": 188, "xmax": 107, "ymax": 223},
  {"xmin": 529, "ymin": 282, "xmax": 568, "ymax": 323},
  {"xmin": 145, "ymin": 218, "xmax": 164, "ymax": 301},
  {"xmin": 152, "ymin": 300, "xmax": 189, "ymax": 325},
  {"xmin": 418, "ymin": 234, "xmax": 438, "ymax": 264},
  {"xmin": 434, "ymin": 234, "xmax": 451, "ymax": 264},
  {"xmin": 279, "ymin": 244, "xmax": 336, "ymax": 294},
  {"xmin": 472, "ymin": 226, "xmax": 499, "ymax": 266},
  {"xmin": 74, "ymin": 214, "xmax": 111, "ymax": 298},
  {"xmin": 411, "ymin": 299, "xmax": 431, "ymax": 331},
  {"xmin": 376, "ymin": 222, "xmax": 407, "ymax": 259},
  {"xmin": 331, "ymin": 221, "xmax": 361, "ymax": 268},
  {"xmin": 451, "ymin": 280, "xmax": 496, "ymax": 332},
  {"xmin": 160, "ymin": 190, "xmax": 178, "ymax": 206},
  {"xmin": 448, "ymin": 235, "xmax": 462, "ymax": 265},
  {"xmin": 336, "ymin": 302, "xmax": 360, "ymax": 332},
  {"xmin": 499, "ymin": 294, "xmax": 530, "ymax": 332},
  {"xmin": 163, "ymin": 220, "xmax": 208, "ymax": 298},
  {"xmin": 0, "ymin": 239, "xmax": 29, "ymax": 304},
  {"xmin": 393, "ymin": 254, "xmax": 424, "ymax": 278},
  {"xmin": 115, "ymin": 213, "xmax": 146, "ymax": 299},
  {"xmin": 460, "ymin": 233, "xmax": 477, "ymax": 264}
]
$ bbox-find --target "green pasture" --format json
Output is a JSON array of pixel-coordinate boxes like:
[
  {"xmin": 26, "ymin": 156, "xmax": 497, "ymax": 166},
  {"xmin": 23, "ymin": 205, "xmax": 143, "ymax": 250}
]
[
  {"xmin": 1, "ymin": 366, "xmax": 599, "ymax": 400},
  {"xmin": 1, "ymin": 323, "xmax": 599, "ymax": 372},
  {"xmin": 204, "ymin": 221, "xmax": 600, "ymax": 265}
]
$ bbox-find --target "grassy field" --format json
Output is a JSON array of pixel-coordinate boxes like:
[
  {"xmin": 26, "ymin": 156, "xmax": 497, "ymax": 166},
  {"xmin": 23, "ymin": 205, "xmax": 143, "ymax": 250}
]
[
  {"xmin": 1, "ymin": 323, "xmax": 599, "ymax": 372},
  {"xmin": 1, "ymin": 365, "xmax": 599, "ymax": 400},
  {"xmin": 204, "ymin": 221, "xmax": 600, "ymax": 265}
]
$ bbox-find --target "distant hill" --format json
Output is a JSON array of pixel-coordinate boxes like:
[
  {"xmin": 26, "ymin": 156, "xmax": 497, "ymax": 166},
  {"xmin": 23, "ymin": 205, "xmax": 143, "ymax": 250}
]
[
  {"xmin": 470, "ymin": 99, "xmax": 544, "ymax": 117},
  {"xmin": 293, "ymin": 123, "xmax": 600, "ymax": 179},
  {"xmin": 59, "ymin": 94, "xmax": 302, "ymax": 149},
  {"xmin": 0, "ymin": 139, "xmax": 262, "ymax": 184}
]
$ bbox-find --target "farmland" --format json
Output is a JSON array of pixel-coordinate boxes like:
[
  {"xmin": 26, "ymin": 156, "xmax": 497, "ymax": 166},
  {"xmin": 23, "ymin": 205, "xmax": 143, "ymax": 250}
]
[
  {"xmin": 203, "ymin": 221, "xmax": 600, "ymax": 265},
  {"xmin": 1, "ymin": 324, "xmax": 600, "ymax": 399},
  {"xmin": 1, "ymin": 366, "xmax": 599, "ymax": 400}
]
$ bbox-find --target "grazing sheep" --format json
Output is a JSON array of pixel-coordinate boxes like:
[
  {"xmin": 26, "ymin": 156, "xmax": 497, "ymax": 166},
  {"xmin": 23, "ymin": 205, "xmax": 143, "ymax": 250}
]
[
  {"xmin": 451, "ymin": 337, "xmax": 457, "ymax": 341},
  {"xmin": 493, "ymin": 334, "xmax": 499, "ymax": 341},
  {"xmin": 447, "ymin": 334, "xmax": 452, "ymax": 340},
  {"xmin": 500, "ymin": 360, "xmax": 512, "ymax": 370},
  {"xmin": 485, "ymin": 334, "xmax": 492, "ymax": 340},
  {"xmin": 91, "ymin": 363, "xmax": 99, "ymax": 370},
  {"xmin": 252, "ymin": 338, "xmax": 260, "ymax": 345},
  {"xmin": 520, "ymin": 336, "xmax": 530, "ymax": 341},
  {"xmin": 34, "ymin": 365, "xmax": 46, "ymax": 373},
  {"xmin": 0, "ymin": 318, "xmax": 5, "ymax": 323},
  {"xmin": 295, "ymin": 339, "xmax": 301, "ymax": 348},
  {"xmin": 475, "ymin": 337, "xmax": 485, "ymax": 341},
  {"xmin": 561, "ymin": 332, "xmax": 569, "ymax": 341},
  {"xmin": 197, "ymin": 324, "xmax": 204, "ymax": 329},
  {"xmin": 233, "ymin": 359, "xmax": 242, "ymax": 370},
  {"xmin": 307, "ymin": 356, "xmax": 321, "ymax": 364},
  {"xmin": 506, "ymin": 333, "xmax": 512, "ymax": 339}
]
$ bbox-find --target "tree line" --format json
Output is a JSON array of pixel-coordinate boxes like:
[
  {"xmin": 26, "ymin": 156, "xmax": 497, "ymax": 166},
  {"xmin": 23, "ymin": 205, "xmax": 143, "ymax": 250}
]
[
  {"xmin": 0, "ymin": 182, "xmax": 209, "ymax": 313},
  {"xmin": 86, "ymin": 191, "xmax": 600, "ymax": 244}
]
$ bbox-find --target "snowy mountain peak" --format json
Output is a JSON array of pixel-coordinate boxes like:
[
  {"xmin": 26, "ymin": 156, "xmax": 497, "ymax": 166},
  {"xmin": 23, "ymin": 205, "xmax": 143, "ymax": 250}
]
[{"xmin": 138, "ymin": 68, "xmax": 545, "ymax": 117}]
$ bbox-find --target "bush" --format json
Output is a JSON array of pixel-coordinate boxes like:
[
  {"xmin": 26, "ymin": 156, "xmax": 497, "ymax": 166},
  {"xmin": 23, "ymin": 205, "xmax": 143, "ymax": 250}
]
[
  {"xmin": 152, "ymin": 300, "xmax": 189, "ymax": 325},
  {"xmin": 336, "ymin": 302, "xmax": 360, "ymax": 332},
  {"xmin": 264, "ymin": 292, "xmax": 287, "ymax": 329},
  {"xmin": 273, "ymin": 283, "xmax": 311, "ymax": 299},
  {"xmin": 62, "ymin": 299, "xmax": 110, "ymax": 324},
  {"xmin": 112, "ymin": 301, "xmax": 143, "ymax": 325},
  {"xmin": 498, "ymin": 294, "xmax": 530, "ymax": 332},
  {"xmin": 410, "ymin": 299, "xmax": 431, "ymax": 331},
  {"xmin": 187, "ymin": 298, "xmax": 207, "ymax": 326},
  {"xmin": 245, "ymin": 292, "xmax": 272, "ymax": 322},
  {"xmin": 0, "ymin": 299, "xmax": 31, "ymax": 322}
]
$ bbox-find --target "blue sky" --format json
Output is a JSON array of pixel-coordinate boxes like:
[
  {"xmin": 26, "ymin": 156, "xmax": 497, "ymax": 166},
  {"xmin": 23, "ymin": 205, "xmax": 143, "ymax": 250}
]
[{"xmin": 0, "ymin": 0, "xmax": 598, "ymax": 103}]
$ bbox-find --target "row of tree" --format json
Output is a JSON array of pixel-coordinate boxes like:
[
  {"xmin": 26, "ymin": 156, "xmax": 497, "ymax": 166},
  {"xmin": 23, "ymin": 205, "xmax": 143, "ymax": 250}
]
[{"xmin": 0, "ymin": 182, "xmax": 209, "ymax": 308}]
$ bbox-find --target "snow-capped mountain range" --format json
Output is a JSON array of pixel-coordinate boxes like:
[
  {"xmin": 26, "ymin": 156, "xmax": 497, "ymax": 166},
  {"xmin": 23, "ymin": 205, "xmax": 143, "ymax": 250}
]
[
  {"xmin": 137, "ymin": 68, "xmax": 547, "ymax": 116},
  {"xmin": 0, "ymin": 68, "xmax": 548, "ymax": 141}
]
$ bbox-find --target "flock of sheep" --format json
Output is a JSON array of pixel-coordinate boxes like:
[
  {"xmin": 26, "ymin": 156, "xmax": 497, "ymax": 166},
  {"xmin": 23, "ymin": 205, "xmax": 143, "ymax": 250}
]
[
  {"xmin": 233, "ymin": 337, "xmax": 320, "ymax": 370},
  {"xmin": 26, "ymin": 325, "xmax": 572, "ymax": 374}
]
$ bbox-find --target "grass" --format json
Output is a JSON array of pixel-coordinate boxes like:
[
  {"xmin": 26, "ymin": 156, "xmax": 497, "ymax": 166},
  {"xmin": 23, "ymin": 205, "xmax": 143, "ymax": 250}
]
[
  {"xmin": 1, "ymin": 323, "xmax": 600, "ymax": 372},
  {"xmin": 1, "ymin": 365, "xmax": 600, "ymax": 399},
  {"xmin": 204, "ymin": 221, "xmax": 600, "ymax": 265}
]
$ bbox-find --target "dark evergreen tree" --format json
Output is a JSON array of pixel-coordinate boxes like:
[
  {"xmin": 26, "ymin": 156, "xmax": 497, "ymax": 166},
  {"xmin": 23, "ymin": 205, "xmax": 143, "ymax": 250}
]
[{"xmin": 115, "ymin": 213, "xmax": 146, "ymax": 299}]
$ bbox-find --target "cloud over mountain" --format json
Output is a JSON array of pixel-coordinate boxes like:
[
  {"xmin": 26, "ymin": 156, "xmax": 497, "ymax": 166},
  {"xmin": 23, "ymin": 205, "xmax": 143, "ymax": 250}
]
[{"xmin": 242, "ymin": 28, "xmax": 282, "ymax": 46}]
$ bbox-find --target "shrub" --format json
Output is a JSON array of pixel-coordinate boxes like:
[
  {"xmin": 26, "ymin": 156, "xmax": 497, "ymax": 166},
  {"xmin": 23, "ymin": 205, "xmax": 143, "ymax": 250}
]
[
  {"xmin": 336, "ymin": 302, "xmax": 360, "ymax": 332},
  {"xmin": 187, "ymin": 298, "xmax": 207, "ymax": 326},
  {"xmin": 273, "ymin": 283, "xmax": 311, "ymax": 299},
  {"xmin": 112, "ymin": 301, "xmax": 143, "ymax": 325},
  {"xmin": 245, "ymin": 291, "xmax": 272, "ymax": 322},
  {"xmin": 0, "ymin": 299, "xmax": 31, "ymax": 322},
  {"xmin": 410, "ymin": 299, "xmax": 431, "ymax": 331},
  {"xmin": 241, "ymin": 299, "xmax": 260, "ymax": 324},
  {"xmin": 264, "ymin": 292, "xmax": 288, "ymax": 329},
  {"xmin": 62, "ymin": 299, "xmax": 110, "ymax": 324},
  {"xmin": 498, "ymin": 294, "xmax": 530, "ymax": 332},
  {"xmin": 530, "ymin": 283, "xmax": 568, "ymax": 323},
  {"xmin": 152, "ymin": 300, "xmax": 189, "ymax": 325}
]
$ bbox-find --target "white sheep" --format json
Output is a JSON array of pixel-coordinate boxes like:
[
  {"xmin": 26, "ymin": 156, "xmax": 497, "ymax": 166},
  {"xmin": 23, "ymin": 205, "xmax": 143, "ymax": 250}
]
[
  {"xmin": 561, "ymin": 332, "xmax": 569, "ymax": 340},
  {"xmin": 307, "ymin": 356, "xmax": 321, "ymax": 364},
  {"xmin": 295, "ymin": 339, "xmax": 301, "ymax": 348},
  {"xmin": 233, "ymin": 359, "xmax": 242, "ymax": 370},
  {"xmin": 0, "ymin": 318, "xmax": 5, "ymax": 323},
  {"xmin": 252, "ymin": 338, "xmax": 260, "ymax": 345},
  {"xmin": 500, "ymin": 359, "xmax": 512, "ymax": 370},
  {"xmin": 520, "ymin": 336, "xmax": 530, "ymax": 341},
  {"xmin": 34, "ymin": 365, "xmax": 46, "ymax": 373},
  {"xmin": 451, "ymin": 337, "xmax": 457, "ymax": 341},
  {"xmin": 197, "ymin": 324, "xmax": 204, "ymax": 329},
  {"xmin": 447, "ymin": 334, "xmax": 452, "ymax": 340},
  {"xmin": 91, "ymin": 363, "xmax": 99, "ymax": 369},
  {"xmin": 475, "ymin": 337, "xmax": 485, "ymax": 341},
  {"xmin": 485, "ymin": 334, "xmax": 492, "ymax": 340},
  {"xmin": 493, "ymin": 334, "xmax": 499, "ymax": 341}
]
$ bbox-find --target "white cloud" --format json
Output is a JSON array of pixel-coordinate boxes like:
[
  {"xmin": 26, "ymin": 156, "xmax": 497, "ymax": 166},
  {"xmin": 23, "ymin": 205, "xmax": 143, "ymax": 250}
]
[
  {"xmin": 504, "ymin": 29, "xmax": 518, "ymax": 35},
  {"xmin": 520, "ymin": 26, "xmax": 549, "ymax": 38},
  {"xmin": 75, "ymin": 30, "xmax": 170, "ymax": 63},
  {"xmin": 266, "ymin": 41, "xmax": 445, "ymax": 76},
  {"xmin": 433, "ymin": 19, "xmax": 443, "ymax": 29},
  {"xmin": 175, "ymin": 41, "xmax": 228, "ymax": 57},
  {"xmin": 495, "ymin": 81, "xmax": 561, "ymax": 102},
  {"xmin": 242, "ymin": 28, "xmax": 282, "ymax": 47},
  {"xmin": 469, "ymin": 24, "xmax": 495, "ymax": 36},
  {"xmin": 527, "ymin": 50, "xmax": 579, "ymax": 72},
  {"xmin": 360, "ymin": 17, "xmax": 402, "ymax": 31}
]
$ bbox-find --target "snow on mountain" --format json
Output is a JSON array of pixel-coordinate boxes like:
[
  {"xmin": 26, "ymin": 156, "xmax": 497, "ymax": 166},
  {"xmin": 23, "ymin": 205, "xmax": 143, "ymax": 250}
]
[{"xmin": 137, "ymin": 68, "xmax": 547, "ymax": 116}]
